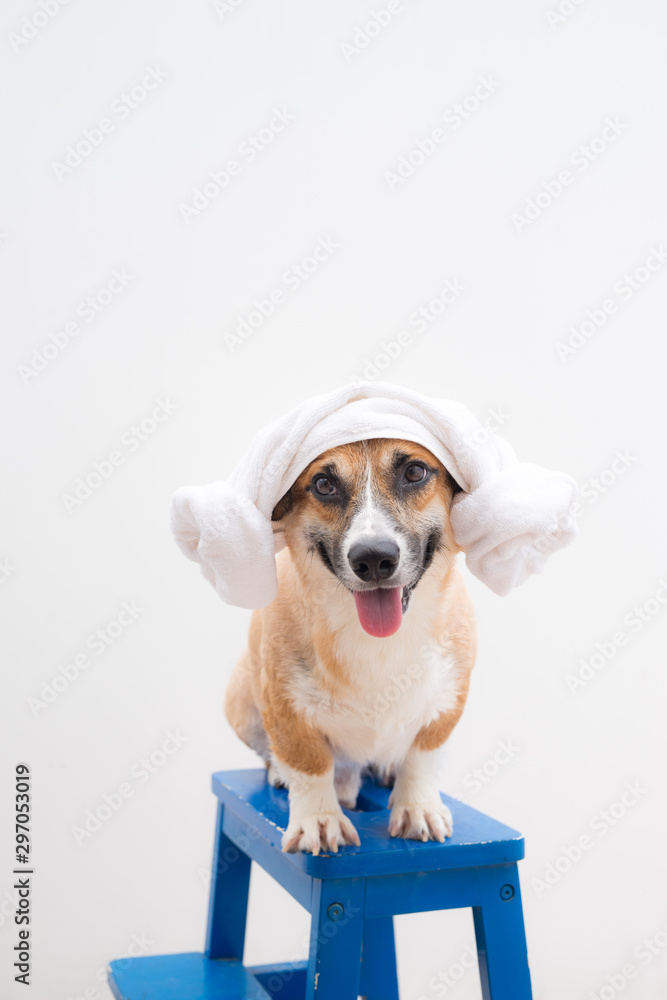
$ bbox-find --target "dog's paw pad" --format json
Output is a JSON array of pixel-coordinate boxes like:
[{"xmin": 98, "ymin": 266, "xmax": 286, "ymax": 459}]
[
  {"xmin": 282, "ymin": 811, "xmax": 360, "ymax": 855},
  {"xmin": 388, "ymin": 799, "xmax": 453, "ymax": 842}
]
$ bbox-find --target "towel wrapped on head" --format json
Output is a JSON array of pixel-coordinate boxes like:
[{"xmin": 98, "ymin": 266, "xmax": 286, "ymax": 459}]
[{"xmin": 171, "ymin": 382, "xmax": 578, "ymax": 608}]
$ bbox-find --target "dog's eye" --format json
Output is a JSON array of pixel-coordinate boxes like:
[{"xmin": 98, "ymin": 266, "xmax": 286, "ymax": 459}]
[
  {"xmin": 404, "ymin": 464, "xmax": 428, "ymax": 484},
  {"xmin": 313, "ymin": 475, "xmax": 337, "ymax": 496}
]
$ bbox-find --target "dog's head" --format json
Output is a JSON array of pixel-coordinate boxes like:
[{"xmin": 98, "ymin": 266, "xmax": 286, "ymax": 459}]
[{"xmin": 271, "ymin": 438, "xmax": 461, "ymax": 638}]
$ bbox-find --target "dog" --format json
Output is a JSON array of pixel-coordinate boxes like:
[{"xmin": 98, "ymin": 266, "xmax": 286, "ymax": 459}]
[{"xmin": 224, "ymin": 437, "xmax": 477, "ymax": 854}]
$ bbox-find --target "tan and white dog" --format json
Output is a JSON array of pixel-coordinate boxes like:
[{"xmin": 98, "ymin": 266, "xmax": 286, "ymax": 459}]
[{"xmin": 224, "ymin": 437, "xmax": 477, "ymax": 855}]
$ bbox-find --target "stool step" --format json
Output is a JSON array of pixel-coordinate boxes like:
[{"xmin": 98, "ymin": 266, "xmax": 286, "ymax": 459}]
[{"xmin": 109, "ymin": 953, "xmax": 307, "ymax": 1000}]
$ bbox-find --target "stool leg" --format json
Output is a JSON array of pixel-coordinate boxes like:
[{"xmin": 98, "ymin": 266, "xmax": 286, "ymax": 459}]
[
  {"xmin": 359, "ymin": 916, "xmax": 400, "ymax": 1000},
  {"xmin": 473, "ymin": 864, "xmax": 532, "ymax": 1000},
  {"xmin": 205, "ymin": 801, "xmax": 252, "ymax": 960},
  {"xmin": 306, "ymin": 879, "xmax": 365, "ymax": 1000}
]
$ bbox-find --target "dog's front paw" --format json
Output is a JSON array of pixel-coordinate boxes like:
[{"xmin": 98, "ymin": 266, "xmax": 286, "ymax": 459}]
[
  {"xmin": 282, "ymin": 810, "xmax": 360, "ymax": 855},
  {"xmin": 388, "ymin": 794, "xmax": 453, "ymax": 843}
]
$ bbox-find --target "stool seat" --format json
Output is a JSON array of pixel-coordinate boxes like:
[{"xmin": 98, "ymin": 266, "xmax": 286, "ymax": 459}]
[
  {"xmin": 213, "ymin": 768, "xmax": 524, "ymax": 877},
  {"xmin": 109, "ymin": 768, "xmax": 532, "ymax": 1000}
]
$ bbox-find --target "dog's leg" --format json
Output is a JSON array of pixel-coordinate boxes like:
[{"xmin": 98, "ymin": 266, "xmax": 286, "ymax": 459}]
[
  {"xmin": 388, "ymin": 662, "xmax": 471, "ymax": 841},
  {"xmin": 334, "ymin": 761, "xmax": 362, "ymax": 809},
  {"xmin": 279, "ymin": 761, "xmax": 361, "ymax": 854},
  {"xmin": 388, "ymin": 745, "xmax": 453, "ymax": 842},
  {"xmin": 224, "ymin": 649, "xmax": 269, "ymax": 758},
  {"xmin": 262, "ymin": 673, "xmax": 361, "ymax": 853}
]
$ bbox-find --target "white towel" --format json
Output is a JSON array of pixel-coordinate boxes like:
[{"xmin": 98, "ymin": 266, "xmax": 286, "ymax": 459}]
[{"xmin": 171, "ymin": 382, "xmax": 577, "ymax": 607}]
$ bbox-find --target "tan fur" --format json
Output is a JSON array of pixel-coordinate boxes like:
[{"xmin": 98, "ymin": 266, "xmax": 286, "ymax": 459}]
[{"xmin": 224, "ymin": 439, "xmax": 477, "ymax": 848}]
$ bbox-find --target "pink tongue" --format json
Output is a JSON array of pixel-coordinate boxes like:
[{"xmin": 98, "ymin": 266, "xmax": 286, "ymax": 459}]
[{"xmin": 353, "ymin": 588, "xmax": 403, "ymax": 637}]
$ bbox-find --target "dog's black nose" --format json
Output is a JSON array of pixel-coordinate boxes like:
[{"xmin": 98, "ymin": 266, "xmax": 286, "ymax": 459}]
[{"xmin": 348, "ymin": 539, "xmax": 400, "ymax": 582}]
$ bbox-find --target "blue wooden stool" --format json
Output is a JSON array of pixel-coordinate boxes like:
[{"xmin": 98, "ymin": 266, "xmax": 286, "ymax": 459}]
[{"xmin": 108, "ymin": 768, "xmax": 532, "ymax": 999}]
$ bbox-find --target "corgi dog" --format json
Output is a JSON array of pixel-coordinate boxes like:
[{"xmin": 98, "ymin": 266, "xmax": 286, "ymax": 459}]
[{"xmin": 224, "ymin": 438, "xmax": 477, "ymax": 854}]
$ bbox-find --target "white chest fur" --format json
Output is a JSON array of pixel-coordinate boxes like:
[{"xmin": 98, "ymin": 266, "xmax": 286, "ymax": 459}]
[{"xmin": 287, "ymin": 583, "xmax": 462, "ymax": 771}]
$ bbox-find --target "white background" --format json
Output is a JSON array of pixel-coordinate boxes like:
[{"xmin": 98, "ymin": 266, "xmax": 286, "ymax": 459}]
[{"xmin": 2, "ymin": 0, "xmax": 667, "ymax": 997}]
